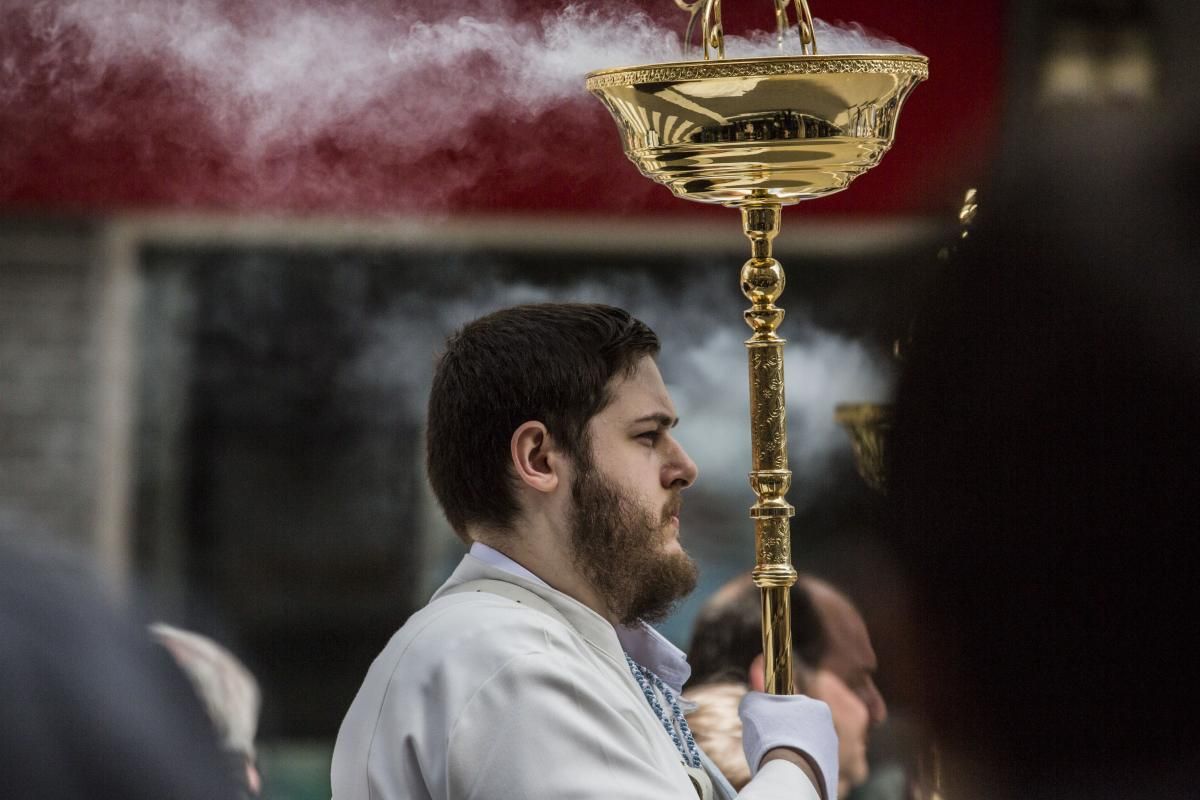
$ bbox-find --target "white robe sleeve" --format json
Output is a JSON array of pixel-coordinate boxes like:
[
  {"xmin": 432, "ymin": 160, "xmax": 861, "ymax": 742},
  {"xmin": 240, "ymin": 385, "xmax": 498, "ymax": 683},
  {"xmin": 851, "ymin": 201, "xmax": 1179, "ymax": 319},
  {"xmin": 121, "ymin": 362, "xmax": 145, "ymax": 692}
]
[{"xmin": 737, "ymin": 760, "xmax": 823, "ymax": 800}]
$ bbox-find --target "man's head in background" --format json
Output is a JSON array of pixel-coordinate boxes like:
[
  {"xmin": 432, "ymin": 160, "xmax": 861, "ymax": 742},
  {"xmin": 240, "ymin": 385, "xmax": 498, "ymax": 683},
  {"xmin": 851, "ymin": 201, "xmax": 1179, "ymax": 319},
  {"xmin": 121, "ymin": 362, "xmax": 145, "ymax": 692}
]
[
  {"xmin": 805, "ymin": 579, "xmax": 887, "ymax": 727},
  {"xmin": 151, "ymin": 623, "xmax": 262, "ymax": 796},
  {"xmin": 686, "ymin": 573, "xmax": 887, "ymax": 797}
]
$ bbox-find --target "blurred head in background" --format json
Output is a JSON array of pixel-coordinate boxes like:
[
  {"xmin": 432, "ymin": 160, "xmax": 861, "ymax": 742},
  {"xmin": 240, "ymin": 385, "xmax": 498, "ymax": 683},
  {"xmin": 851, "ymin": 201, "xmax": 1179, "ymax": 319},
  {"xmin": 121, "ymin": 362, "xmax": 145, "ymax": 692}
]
[
  {"xmin": 685, "ymin": 572, "xmax": 887, "ymax": 797},
  {"xmin": 0, "ymin": 526, "xmax": 237, "ymax": 799},
  {"xmin": 151, "ymin": 623, "xmax": 263, "ymax": 796}
]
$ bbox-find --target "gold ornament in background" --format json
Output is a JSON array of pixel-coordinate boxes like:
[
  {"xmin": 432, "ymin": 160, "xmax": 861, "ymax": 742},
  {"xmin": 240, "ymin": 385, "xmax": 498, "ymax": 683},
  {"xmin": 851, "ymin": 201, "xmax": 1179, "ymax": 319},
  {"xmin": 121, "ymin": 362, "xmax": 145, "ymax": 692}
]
[
  {"xmin": 834, "ymin": 189, "xmax": 979, "ymax": 497},
  {"xmin": 834, "ymin": 403, "xmax": 893, "ymax": 494},
  {"xmin": 587, "ymin": 1, "xmax": 926, "ymax": 695},
  {"xmin": 914, "ymin": 743, "xmax": 948, "ymax": 800}
]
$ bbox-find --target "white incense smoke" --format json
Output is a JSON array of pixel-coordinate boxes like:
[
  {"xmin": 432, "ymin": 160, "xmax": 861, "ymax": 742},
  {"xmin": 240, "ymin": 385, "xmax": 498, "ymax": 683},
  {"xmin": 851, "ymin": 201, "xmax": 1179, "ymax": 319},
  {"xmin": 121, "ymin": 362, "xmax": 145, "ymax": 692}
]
[
  {"xmin": 2, "ymin": 2, "xmax": 677, "ymax": 157},
  {"xmin": 2, "ymin": 1, "xmax": 919, "ymax": 205},
  {"xmin": 351, "ymin": 264, "xmax": 895, "ymax": 507},
  {"xmin": 723, "ymin": 18, "xmax": 921, "ymax": 58}
]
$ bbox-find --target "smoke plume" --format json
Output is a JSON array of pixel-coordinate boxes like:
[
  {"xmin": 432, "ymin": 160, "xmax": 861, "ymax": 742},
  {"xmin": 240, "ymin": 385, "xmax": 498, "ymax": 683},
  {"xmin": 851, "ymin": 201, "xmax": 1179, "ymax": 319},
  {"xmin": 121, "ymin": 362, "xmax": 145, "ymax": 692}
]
[
  {"xmin": 2, "ymin": 1, "xmax": 919, "ymax": 209},
  {"xmin": 349, "ymin": 261, "xmax": 894, "ymax": 506}
]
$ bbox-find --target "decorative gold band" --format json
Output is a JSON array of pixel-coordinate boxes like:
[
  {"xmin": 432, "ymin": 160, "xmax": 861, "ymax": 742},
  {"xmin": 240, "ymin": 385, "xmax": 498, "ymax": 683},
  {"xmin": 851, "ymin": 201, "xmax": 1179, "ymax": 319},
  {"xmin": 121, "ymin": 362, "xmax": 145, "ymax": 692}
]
[
  {"xmin": 585, "ymin": 55, "xmax": 929, "ymax": 91},
  {"xmin": 753, "ymin": 562, "xmax": 798, "ymax": 587}
]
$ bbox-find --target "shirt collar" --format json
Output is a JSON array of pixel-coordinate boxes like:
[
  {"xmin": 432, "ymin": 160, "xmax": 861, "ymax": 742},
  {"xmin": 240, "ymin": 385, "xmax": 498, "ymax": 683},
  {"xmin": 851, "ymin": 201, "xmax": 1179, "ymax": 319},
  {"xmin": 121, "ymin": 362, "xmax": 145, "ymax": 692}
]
[
  {"xmin": 468, "ymin": 542, "xmax": 693, "ymax": 693},
  {"xmin": 469, "ymin": 541, "xmax": 547, "ymax": 587}
]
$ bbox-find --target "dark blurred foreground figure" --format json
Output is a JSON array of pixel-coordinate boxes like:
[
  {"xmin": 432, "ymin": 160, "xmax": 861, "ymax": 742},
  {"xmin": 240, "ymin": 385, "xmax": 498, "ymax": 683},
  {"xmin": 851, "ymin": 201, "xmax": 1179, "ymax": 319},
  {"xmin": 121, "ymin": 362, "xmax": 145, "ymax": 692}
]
[
  {"xmin": 888, "ymin": 4, "xmax": 1200, "ymax": 797},
  {"xmin": 151, "ymin": 623, "xmax": 263, "ymax": 796},
  {"xmin": 685, "ymin": 574, "xmax": 889, "ymax": 798},
  {"xmin": 0, "ymin": 530, "xmax": 236, "ymax": 798}
]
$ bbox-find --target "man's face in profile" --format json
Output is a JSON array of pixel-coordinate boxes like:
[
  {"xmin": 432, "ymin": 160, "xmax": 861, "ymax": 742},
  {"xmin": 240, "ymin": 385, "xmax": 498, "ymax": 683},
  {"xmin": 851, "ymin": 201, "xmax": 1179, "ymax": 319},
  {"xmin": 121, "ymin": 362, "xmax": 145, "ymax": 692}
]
[
  {"xmin": 806, "ymin": 584, "xmax": 888, "ymax": 797},
  {"xmin": 815, "ymin": 589, "xmax": 886, "ymax": 726},
  {"xmin": 568, "ymin": 356, "xmax": 700, "ymax": 624},
  {"xmin": 805, "ymin": 668, "xmax": 871, "ymax": 798}
]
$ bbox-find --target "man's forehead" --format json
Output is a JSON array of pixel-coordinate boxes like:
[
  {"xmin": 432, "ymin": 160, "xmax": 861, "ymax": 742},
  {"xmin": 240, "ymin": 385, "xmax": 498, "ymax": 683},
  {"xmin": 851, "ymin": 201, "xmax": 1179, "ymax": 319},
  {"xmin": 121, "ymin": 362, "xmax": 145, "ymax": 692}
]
[
  {"xmin": 827, "ymin": 612, "xmax": 875, "ymax": 668},
  {"xmin": 604, "ymin": 357, "xmax": 677, "ymax": 422},
  {"xmin": 813, "ymin": 584, "xmax": 876, "ymax": 671}
]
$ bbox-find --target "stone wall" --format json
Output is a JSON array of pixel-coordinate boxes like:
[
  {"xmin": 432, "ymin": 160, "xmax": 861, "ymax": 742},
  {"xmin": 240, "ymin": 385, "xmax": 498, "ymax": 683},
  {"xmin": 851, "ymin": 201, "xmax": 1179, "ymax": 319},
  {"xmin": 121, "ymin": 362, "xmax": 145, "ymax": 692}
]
[{"xmin": 0, "ymin": 219, "xmax": 104, "ymax": 550}]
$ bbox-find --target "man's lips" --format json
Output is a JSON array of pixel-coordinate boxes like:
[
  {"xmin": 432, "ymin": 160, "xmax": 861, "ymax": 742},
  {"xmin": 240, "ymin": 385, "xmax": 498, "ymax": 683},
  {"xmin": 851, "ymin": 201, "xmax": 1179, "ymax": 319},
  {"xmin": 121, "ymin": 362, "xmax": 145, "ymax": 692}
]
[{"xmin": 661, "ymin": 500, "xmax": 682, "ymax": 527}]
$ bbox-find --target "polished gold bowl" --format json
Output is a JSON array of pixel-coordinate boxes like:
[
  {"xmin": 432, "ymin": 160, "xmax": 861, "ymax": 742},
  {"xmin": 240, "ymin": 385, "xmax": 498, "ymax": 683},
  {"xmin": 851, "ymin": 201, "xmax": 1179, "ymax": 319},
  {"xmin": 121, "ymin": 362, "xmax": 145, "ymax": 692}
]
[{"xmin": 586, "ymin": 54, "xmax": 928, "ymax": 206}]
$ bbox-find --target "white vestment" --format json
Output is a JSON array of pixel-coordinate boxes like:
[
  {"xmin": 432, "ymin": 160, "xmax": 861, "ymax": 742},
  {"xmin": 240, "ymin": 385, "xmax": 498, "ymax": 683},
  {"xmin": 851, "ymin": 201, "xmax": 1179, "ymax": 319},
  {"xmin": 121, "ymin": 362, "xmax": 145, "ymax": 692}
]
[{"xmin": 331, "ymin": 552, "xmax": 817, "ymax": 800}]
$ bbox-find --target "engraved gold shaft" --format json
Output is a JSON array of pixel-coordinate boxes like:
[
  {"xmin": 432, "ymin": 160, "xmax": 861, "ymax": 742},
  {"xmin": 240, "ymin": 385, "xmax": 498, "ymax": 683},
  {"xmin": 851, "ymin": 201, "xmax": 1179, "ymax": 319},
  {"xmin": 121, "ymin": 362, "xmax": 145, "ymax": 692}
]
[{"xmin": 740, "ymin": 202, "xmax": 798, "ymax": 696}]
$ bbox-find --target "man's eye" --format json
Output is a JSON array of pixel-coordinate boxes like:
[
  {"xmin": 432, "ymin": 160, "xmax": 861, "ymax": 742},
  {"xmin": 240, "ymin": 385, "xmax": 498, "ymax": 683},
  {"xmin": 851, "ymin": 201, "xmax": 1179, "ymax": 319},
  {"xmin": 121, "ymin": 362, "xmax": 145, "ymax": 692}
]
[{"xmin": 636, "ymin": 431, "xmax": 660, "ymax": 444}]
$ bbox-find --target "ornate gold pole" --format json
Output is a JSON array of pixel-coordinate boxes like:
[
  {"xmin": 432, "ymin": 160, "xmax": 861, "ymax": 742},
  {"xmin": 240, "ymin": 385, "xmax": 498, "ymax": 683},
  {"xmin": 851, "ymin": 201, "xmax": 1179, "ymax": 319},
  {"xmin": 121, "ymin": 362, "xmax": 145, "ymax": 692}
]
[
  {"xmin": 587, "ymin": 0, "xmax": 927, "ymax": 699},
  {"xmin": 740, "ymin": 202, "xmax": 797, "ymax": 695}
]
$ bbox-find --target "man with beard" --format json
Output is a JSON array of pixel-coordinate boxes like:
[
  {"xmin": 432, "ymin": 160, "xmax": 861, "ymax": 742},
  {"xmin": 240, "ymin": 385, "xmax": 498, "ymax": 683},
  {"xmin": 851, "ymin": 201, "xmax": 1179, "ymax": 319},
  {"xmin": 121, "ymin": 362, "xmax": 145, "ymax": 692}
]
[{"xmin": 331, "ymin": 304, "xmax": 837, "ymax": 800}]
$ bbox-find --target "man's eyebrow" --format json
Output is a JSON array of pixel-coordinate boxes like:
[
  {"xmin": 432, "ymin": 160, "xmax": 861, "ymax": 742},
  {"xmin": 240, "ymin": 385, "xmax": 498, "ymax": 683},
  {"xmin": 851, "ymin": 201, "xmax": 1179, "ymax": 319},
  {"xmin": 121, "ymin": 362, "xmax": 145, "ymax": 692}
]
[{"xmin": 631, "ymin": 413, "xmax": 679, "ymax": 428}]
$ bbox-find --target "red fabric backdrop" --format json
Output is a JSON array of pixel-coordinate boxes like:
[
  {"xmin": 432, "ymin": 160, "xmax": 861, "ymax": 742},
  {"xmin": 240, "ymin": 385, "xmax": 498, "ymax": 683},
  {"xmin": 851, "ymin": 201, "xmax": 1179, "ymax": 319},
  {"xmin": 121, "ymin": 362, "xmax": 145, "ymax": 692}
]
[{"xmin": 0, "ymin": 0, "xmax": 1003, "ymax": 218}]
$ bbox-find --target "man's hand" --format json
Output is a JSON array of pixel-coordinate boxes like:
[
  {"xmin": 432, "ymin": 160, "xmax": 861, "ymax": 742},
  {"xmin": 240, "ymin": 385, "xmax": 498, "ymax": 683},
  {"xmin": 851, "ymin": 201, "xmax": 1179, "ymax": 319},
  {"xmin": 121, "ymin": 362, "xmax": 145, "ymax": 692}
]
[{"xmin": 738, "ymin": 691, "xmax": 838, "ymax": 800}]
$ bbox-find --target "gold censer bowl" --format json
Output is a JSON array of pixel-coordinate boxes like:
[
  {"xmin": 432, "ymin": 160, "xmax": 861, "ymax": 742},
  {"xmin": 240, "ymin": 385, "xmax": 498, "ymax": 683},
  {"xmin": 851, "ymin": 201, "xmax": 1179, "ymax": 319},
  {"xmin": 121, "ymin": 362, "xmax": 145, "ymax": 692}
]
[{"xmin": 586, "ymin": 54, "xmax": 928, "ymax": 206}]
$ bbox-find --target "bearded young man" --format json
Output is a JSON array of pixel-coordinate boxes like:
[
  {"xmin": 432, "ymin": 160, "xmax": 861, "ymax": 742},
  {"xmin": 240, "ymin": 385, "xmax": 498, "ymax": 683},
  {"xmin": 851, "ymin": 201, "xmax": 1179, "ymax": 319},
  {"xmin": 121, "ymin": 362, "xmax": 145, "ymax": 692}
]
[{"xmin": 331, "ymin": 304, "xmax": 837, "ymax": 800}]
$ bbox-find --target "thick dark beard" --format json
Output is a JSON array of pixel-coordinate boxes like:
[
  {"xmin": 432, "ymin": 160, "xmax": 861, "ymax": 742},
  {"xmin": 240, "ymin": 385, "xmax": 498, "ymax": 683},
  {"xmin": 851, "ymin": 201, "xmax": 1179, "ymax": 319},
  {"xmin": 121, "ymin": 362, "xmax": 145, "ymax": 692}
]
[{"xmin": 568, "ymin": 454, "xmax": 698, "ymax": 626}]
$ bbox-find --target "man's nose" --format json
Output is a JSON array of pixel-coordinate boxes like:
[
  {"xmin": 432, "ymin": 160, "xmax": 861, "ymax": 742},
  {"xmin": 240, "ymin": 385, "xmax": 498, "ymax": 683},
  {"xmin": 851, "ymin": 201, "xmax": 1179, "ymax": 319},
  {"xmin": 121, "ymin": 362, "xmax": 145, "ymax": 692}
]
[{"xmin": 665, "ymin": 437, "xmax": 699, "ymax": 489}]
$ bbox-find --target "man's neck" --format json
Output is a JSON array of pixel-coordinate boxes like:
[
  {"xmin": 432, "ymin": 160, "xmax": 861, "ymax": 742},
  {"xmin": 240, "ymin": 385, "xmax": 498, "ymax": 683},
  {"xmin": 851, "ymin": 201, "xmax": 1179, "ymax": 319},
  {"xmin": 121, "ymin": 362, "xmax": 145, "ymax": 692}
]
[{"xmin": 468, "ymin": 527, "xmax": 619, "ymax": 626}]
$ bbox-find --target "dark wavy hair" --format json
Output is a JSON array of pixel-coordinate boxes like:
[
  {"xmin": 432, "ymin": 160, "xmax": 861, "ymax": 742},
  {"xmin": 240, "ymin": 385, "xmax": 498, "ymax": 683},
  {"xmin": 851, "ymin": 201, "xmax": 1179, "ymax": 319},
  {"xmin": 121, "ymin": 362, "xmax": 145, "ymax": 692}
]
[{"xmin": 426, "ymin": 303, "xmax": 659, "ymax": 539}]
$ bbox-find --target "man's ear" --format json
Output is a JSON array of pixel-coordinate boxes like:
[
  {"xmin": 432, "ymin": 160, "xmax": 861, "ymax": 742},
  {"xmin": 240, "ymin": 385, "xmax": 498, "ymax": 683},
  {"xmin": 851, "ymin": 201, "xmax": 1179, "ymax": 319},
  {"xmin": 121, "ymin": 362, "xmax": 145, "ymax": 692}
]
[
  {"xmin": 510, "ymin": 421, "xmax": 562, "ymax": 494},
  {"xmin": 748, "ymin": 653, "xmax": 767, "ymax": 693}
]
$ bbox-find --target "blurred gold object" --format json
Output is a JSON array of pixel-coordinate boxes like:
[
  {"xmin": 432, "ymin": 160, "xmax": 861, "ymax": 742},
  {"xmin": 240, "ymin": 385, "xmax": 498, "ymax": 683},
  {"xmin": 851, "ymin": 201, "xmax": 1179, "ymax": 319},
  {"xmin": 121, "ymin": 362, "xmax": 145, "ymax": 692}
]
[
  {"xmin": 587, "ymin": 3, "xmax": 926, "ymax": 696},
  {"xmin": 958, "ymin": 187, "xmax": 979, "ymax": 228},
  {"xmin": 842, "ymin": 190, "xmax": 977, "ymax": 495},
  {"xmin": 914, "ymin": 743, "xmax": 947, "ymax": 800},
  {"xmin": 834, "ymin": 403, "xmax": 893, "ymax": 494}
]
